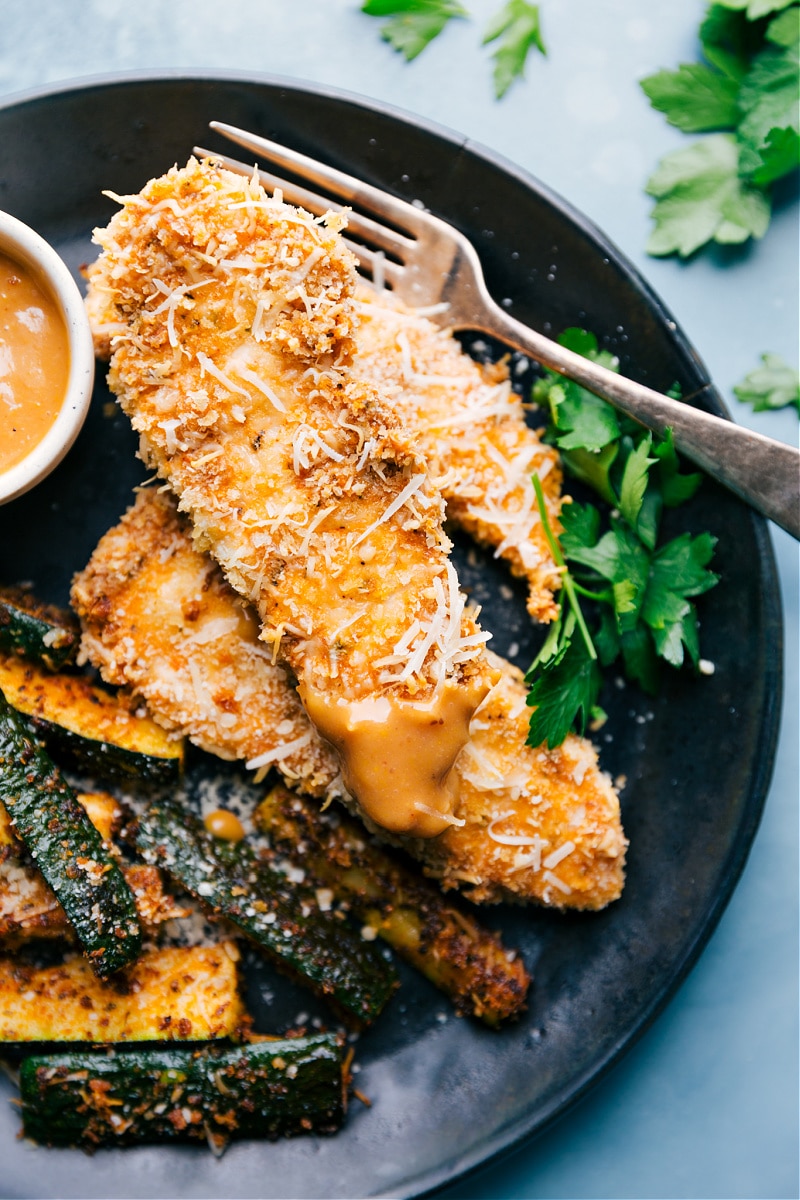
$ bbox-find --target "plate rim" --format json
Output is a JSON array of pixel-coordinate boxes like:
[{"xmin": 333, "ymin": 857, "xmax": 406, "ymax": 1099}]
[{"xmin": 0, "ymin": 69, "xmax": 785, "ymax": 1200}]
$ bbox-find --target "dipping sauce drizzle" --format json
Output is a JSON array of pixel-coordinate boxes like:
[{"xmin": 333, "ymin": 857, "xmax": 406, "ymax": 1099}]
[{"xmin": 0, "ymin": 250, "xmax": 69, "ymax": 474}]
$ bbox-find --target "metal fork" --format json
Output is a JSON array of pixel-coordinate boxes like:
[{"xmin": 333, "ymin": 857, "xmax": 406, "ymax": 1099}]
[{"xmin": 197, "ymin": 121, "xmax": 799, "ymax": 540}]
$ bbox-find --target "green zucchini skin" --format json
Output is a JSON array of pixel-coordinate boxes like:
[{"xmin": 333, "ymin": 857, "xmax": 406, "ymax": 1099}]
[
  {"xmin": 0, "ymin": 589, "xmax": 79, "ymax": 670},
  {"xmin": 254, "ymin": 786, "xmax": 531, "ymax": 1027},
  {"xmin": 0, "ymin": 688, "xmax": 142, "ymax": 977},
  {"xmin": 29, "ymin": 719, "xmax": 181, "ymax": 788},
  {"xmin": 136, "ymin": 799, "xmax": 398, "ymax": 1026},
  {"xmin": 0, "ymin": 654, "xmax": 184, "ymax": 788},
  {"xmin": 19, "ymin": 1035, "xmax": 345, "ymax": 1148}
]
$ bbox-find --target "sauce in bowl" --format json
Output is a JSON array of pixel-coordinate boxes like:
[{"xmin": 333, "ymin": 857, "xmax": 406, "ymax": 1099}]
[
  {"xmin": 0, "ymin": 250, "xmax": 70, "ymax": 474},
  {"xmin": 0, "ymin": 210, "xmax": 94, "ymax": 505}
]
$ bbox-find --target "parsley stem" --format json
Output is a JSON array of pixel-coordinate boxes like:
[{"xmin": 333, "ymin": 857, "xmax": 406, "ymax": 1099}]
[
  {"xmin": 532, "ymin": 477, "xmax": 597, "ymax": 661},
  {"xmin": 572, "ymin": 582, "xmax": 613, "ymax": 603}
]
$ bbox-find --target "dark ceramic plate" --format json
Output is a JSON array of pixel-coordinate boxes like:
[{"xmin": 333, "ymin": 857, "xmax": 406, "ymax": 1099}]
[{"xmin": 0, "ymin": 75, "xmax": 782, "ymax": 1200}]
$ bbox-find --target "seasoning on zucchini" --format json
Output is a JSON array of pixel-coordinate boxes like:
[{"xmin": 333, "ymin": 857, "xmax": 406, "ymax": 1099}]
[
  {"xmin": 0, "ymin": 588, "xmax": 80, "ymax": 670},
  {"xmin": 19, "ymin": 1033, "xmax": 344, "ymax": 1149},
  {"xmin": 135, "ymin": 798, "xmax": 399, "ymax": 1026},
  {"xmin": 254, "ymin": 786, "xmax": 531, "ymax": 1026},
  {"xmin": 0, "ymin": 687, "xmax": 142, "ymax": 976},
  {"xmin": 1, "ymin": 790, "xmax": 121, "ymax": 859},
  {"xmin": 0, "ymin": 654, "xmax": 184, "ymax": 786},
  {"xmin": 0, "ymin": 861, "xmax": 186, "ymax": 947},
  {"xmin": 0, "ymin": 944, "xmax": 244, "ymax": 1043}
]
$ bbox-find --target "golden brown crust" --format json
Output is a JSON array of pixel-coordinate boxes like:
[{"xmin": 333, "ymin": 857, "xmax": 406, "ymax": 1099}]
[
  {"xmin": 0, "ymin": 945, "xmax": 243, "ymax": 1042},
  {"xmin": 71, "ymin": 489, "xmax": 342, "ymax": 797},
  {"xmin": 74, "ymin": 493, "xmax": 626, "ymax": 909},
  {"xmin": 88, "ymin": 158, "xmax": 498, "ymax": 837},
  {"xmin": 354, "ymin": 284, "xmax": 564, "ymax": 622},
  {"xmin": 89, "ymin": 158, "xmax": 490, "ymax": 705}
]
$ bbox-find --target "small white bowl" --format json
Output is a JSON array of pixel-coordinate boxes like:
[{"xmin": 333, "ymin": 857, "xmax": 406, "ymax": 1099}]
[{"xmin": 0, "ymin": 211, "xmax": 95, "ymax": 505}]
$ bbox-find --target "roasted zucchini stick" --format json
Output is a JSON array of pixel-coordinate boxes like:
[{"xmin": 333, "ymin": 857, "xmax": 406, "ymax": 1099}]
[
  {"xmin": 0, "ymin": 587, "xmax": 80, "ymax": 670},
  {"xmin": 0, "ymin": 689, "xmax": 141, "ymax": 976},
  {"xmin": 254, "ymin": 786, "xmax": 530, "ymax": 1026},
  {"xmin": 0, "ymin": 862, "xmax": 186, "ymax": 947},
  {"xmin": 0, "ymin": 653, "xmax": 184, "ymax": 786},
  {"xmin": 19, "ymin": 1034, "xmax": 344, "ymax": 1148},
  {"xmin": 0, "ymin": 944, "xmax": 243, "ymax": 1042},
  {"xmin": 1, "ymin": 790, "xmax": 121, "ymax": 858},
  {"xmin": 1, "ymin": 788, "xmax": 182, "ymax": 945},
  {"xmin": 136, "ymin": 798, "xmax": 398, "ymax": 1026}
]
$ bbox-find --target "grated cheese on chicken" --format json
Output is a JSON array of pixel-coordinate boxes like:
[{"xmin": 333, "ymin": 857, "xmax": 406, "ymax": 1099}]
[
  {"xmin": 73, "ymin": 492, "xmax": 626, "ymax": 910},
  {"xmin": 86, "ymin": 158, "xmax": 496, "ymax": 837},
  {"xmin": 353, "ymin": 284, "xmax": 564, "ymax": 622}
]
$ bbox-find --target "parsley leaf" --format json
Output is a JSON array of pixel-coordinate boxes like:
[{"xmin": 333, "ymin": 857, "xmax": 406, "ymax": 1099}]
[
  {"xmin": 642, "ymin": 0, "xmax": 799, "ymax": 257},
  {"xmin": 641, "ymin": 533, "xmax": 718, "ymax": 668},
  {"xmin": 701, "ymin": 4, "xmax": 763, "ymax": 80},
  {"xmin": 482, "ymin": 0, "xmax": 546, "ymax": 99},
  {"xmin": 619, "ymin": 434, "xmax": 658, "ymax": 543},
  {"xmin": 653, "ymin": 429, "xmax": 703, "ymax": 507},
  {"xmin": 640, "ymin": 64, "xmax": 740, "ymax": 131},
  {"xmin": 533, "ymin": 329, "xmax": 621, "ymax": 455},
  {"xmin": 737, "ymin": 41, "xmax": 800, "ymax": 149},
  {"xmin": 361, "ymin": 0, "xmax": 468, "ymax": 61},
  {"xmin": 742, "ymin": 124, "xmax": 800, "ymax": 184},
  {"xmin": 733, "ymin": 353, "xmax": 800, "ymax": 410},
  {"xmin": 620, "ymin": 624, "xmax": 661, "ymax": 693},
  {"xmin": 525, "ymin": 330, "xmax": 719, "ymax": 748},
  {"xmin": 645, "ymin": 133, "xmax": 771, "ymax": 257},
  {"xmin": 715, "ymin": 0, "xmax": 795, "ymax": 19},
  {"xmin": 526, "ymin": 635, "xmax": 601, "ymax": 749},
  {"xmin": 767, "ymin": 5, "xmax": 800, "ymax": 46}
]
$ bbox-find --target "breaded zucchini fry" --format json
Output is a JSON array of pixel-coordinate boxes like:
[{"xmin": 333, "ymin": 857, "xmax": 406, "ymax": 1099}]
[
  {"xmin": 0, "ymin": 944, "xmax": 243, "ymax": 1042},
  {"xmin": 88, "ymin": 158, "xmax": 494, "ymax": 838},
  {"xmin": 0, "ymin": 790, "xmax": 186, "ymax": 946},
  {"xmin": 73, "ymin": 492, "xmax": 626, "ymax": 909},
  {"xmin": 254, "ymin": 785, "xmax": 530, "ymax": 1025}
]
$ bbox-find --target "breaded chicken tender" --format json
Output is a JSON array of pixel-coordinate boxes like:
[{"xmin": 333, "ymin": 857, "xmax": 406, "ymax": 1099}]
[
  {"xmin": 88, "ymin": 158, "xmax": 496, "ymax": 838},
  {"xmin": 89, "ymin": 263, "xmax": 563, "ymax": 625},
  {"xmin": 71, "ymin": 489, "xmax": 342, "ymax": 798},
  {"xmin": 353, "ymin": 284, "xmax": 563, "ymax": 622},
  {"xmin": 72, "ymin": 491, "xmax": 626, "ymax": 910}
]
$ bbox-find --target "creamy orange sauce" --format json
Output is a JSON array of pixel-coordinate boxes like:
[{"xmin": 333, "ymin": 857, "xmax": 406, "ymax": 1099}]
[
  {"xmin": 300, "ymin": 678, "xmax": 489, "ymax": 837},
  {"xmin": 0, "ymin": 250, "xmax": 69, "ymax": 474}
]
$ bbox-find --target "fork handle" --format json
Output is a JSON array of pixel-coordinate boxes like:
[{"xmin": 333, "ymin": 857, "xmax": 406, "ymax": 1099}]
[{"xmin": 479, "ymin": 308, "xmax": 800, "ymax": 540}]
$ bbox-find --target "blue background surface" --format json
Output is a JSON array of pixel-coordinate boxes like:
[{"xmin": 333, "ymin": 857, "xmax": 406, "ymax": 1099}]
[{"xmin": 1, "ymin": 2, "xmax": 798, "ymax": 1197}]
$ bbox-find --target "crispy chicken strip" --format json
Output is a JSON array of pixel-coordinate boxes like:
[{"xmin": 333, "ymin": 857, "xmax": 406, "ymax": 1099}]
[
  {"xmin": 72, "ymin": 491, "xmax": 626, "ymax": 910},
  {"xmin": 353, "ymin": 284, "xmax": 563, "ymax": 622},
  {"xmin": 89, "ymin": 260, "xmax": 562, "ymax": 624},
  {"xmin": 88, "ymin": 158, "xmax": 495, "ymax": 838},
  {"xmin": 72, "ymin": 490, "xmax": 342, "ymax": 799}
]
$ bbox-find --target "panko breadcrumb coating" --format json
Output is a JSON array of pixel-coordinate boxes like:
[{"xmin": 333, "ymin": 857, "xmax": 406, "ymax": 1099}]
[
  {"xmin": 87, "ymin": 158, "xmax": 496, "ymax": 838},
  {"xmin": 72, "ymin": 491, "xmax": 626, "ymax": 910},
  {"xmin": 71, "ymin": 489, "xmax": 342, "ymax": 799},
  {"xmin": 88, "ymin": 247, "xmax": 563, "ymax": 625},
  {"xmin": 353, "ymin": 284, "xmax": 563, "ymax": 622}
]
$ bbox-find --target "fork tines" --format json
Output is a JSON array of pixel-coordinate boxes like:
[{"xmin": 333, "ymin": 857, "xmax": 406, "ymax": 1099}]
[{"xmin": 195, "ymin": 121, "xmax": 425, "ymax": 288}]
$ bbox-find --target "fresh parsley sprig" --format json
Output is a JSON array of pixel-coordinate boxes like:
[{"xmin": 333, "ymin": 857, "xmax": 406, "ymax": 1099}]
[
  {"xmin": 525, "ymin": 330, "xmax": 719, "ymax": 749},
  {"xmin": 360, "ymin": 0, "xmax": 546, "ymax": 96},
  {"xmin": 361, "ymin": 0, "xmax": 468, "ymax": 62},
  {"xmin": 734, "ymin": 353, "xmax": 800, "ymax": 411},
  {"xmin": 525, "ymin": 477, "xmax": 603, "ymax": 749},
  {"xmin": 482, "ymin": 0, "xmax": 546, "ymax": 98},
  {"xmin": 641, "ymin": 1, "xmax": 799, "ymax": 257}
]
